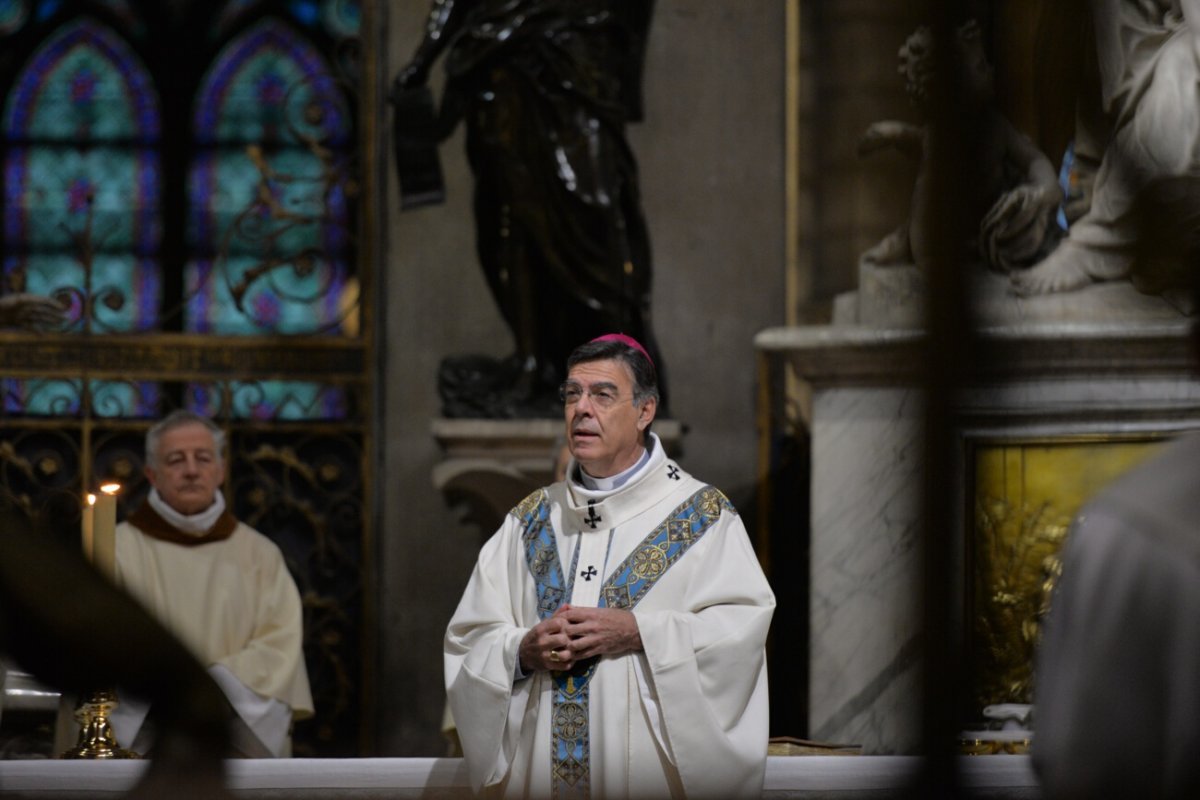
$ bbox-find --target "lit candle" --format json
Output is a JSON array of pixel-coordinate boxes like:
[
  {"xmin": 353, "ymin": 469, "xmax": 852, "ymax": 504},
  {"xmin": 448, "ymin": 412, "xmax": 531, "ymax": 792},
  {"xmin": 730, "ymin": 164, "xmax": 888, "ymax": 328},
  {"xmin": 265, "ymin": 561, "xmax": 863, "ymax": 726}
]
[
  {"xmin": 81, "ymin": 493, "xmax": 96, "ymax": 562},
  {"xmin": 92, "ymin": 483, "xmax": 120, "ymax": 582}
]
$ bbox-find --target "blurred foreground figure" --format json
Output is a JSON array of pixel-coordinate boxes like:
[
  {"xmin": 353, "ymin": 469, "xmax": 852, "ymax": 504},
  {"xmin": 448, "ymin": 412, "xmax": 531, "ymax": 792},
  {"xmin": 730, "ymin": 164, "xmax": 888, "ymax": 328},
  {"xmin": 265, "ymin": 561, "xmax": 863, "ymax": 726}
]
[
  {"xmin": 111, "ymin": 411, "xmax": 313, "ymax": 756},
  {"xmin": 1033, "ymin": 179, "xmax": 1200, "ymax": 798},
  {"xmin": 445, "ymin": 335, "xmax": 774, "ymax": 799},
  {"xmin": 0, "ymin": 500, "xmax": 233, "ymax": 799}
]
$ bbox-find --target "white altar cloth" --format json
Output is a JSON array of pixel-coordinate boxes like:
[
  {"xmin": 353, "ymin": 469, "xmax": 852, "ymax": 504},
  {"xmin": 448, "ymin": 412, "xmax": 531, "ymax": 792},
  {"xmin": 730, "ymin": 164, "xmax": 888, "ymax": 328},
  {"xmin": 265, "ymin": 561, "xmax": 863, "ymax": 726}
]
[{"xmin": 0, "ymin": 756, "xmax": 1040, "ymax": 798}]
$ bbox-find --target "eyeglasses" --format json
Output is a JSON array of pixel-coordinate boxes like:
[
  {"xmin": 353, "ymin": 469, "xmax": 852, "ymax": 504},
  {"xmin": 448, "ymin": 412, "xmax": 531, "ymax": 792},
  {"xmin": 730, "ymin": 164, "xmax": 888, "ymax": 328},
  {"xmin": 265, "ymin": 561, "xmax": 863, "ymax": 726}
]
[{"xmin": 559, "ymin": 382, "xmax": 625, "ymax": 409}]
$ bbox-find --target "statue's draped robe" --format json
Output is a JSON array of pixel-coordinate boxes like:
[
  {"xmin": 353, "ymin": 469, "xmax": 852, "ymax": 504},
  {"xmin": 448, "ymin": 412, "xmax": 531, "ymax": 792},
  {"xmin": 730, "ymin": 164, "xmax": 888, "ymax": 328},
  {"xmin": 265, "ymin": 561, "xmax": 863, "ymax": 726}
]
[
  {"xmin": 445, "ymin": 438, "xmax": 774, "ymax": 799},
  {"xmin": 1070, "ymin": 0, "xmax": 1200, "ymax": 265},
  {"xmin": 440, "ymin": 0, "xmax": 661, "ymax": 379},
  {"xmin": 111, "ymin": 511, "xmax": 314, "ymax": 755}
]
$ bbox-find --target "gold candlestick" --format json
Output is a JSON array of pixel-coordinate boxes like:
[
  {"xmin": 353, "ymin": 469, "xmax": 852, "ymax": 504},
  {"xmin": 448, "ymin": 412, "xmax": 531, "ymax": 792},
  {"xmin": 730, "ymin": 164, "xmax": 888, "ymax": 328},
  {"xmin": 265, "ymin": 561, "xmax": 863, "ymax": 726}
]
[
  {"xmin": 61, "ymin": 689, "xmax": 139, "ymax": 759},
  {"xmin": 61, "ymin": 485, "xmax": 139, "ymax": 759}
]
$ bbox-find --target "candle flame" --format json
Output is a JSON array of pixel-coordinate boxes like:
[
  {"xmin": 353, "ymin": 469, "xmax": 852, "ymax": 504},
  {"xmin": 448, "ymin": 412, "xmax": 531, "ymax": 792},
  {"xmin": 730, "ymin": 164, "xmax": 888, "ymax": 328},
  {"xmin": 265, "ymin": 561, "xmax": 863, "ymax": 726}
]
[
  {"xmin": 87, "ymin": 493, "xmax": 96, "ymax": 506},
  {"xmin": 99, "ymin": 483, "xmax": 121, "ymax": 495}
]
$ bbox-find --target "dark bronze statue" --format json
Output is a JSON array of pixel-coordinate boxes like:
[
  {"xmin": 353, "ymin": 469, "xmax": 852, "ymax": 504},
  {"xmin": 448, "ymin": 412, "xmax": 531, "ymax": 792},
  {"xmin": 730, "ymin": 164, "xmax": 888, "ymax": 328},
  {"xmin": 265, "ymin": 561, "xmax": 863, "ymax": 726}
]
[{"xmin": 393, "ymin": 0, "xmax": 667, "ymax": 417}]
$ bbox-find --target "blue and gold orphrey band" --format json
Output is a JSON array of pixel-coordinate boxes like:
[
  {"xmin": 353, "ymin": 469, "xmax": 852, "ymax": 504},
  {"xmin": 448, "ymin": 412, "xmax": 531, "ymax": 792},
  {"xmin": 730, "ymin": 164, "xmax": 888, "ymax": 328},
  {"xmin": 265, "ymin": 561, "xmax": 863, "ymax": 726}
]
[{"xmin": 515, "ymin": 485, "xmax": 735, "ymax": 800}]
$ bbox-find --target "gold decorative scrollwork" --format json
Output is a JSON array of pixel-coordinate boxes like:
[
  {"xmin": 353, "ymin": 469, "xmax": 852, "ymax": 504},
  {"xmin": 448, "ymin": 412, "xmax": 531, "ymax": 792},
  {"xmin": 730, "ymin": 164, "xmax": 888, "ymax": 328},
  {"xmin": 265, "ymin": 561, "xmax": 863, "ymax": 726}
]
[
  {"xmin": 971, "ymin": 497, "xmax": 1069, "ymax": 706},
  {"xmin": 554, "ymin": 701, "xmax": 588, "ymax": 740},
  {"xmin": 630, "ymin": 545, "xmax": 667, "ymax": 580},
  {"xmin": 0, "ymin": 440, "xmax": 36, "ymax": 480},
  {"xmin": 969, "ymin": 438, "xmax": 1164, "ymax": 711}
]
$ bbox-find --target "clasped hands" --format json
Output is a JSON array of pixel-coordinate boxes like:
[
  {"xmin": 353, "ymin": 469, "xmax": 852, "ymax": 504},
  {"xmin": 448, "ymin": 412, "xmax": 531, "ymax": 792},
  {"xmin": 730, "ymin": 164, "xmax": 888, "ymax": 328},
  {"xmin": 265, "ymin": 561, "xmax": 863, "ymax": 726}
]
[{"xmin": 518, "ymin": 604, "xmax": 642, "ymax": 673}]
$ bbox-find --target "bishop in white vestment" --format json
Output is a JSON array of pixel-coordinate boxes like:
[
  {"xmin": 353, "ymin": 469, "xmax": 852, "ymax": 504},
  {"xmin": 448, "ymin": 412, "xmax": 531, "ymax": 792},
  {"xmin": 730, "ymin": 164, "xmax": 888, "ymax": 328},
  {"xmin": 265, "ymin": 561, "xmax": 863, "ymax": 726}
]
[{"xmin": 446, "ymin": 335, "xmax": 775, "ymax": 799}]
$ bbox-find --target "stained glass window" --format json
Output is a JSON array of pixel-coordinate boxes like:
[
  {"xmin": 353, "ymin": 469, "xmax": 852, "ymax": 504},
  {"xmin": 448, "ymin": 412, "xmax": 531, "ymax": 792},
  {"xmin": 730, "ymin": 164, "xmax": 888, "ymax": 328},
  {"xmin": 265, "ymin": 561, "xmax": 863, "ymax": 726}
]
[
  {"xmin": 187, "ymin": 19, "xmax": 353, "ymax": 337},
  {"xmin": 184, "ymin": 16, "xmax": 354, "ymax": 419},
  {"xmin": 1, "ymin": 1, "xmax": 360, "ymax": 420},
  {"xmin": 2, "ymin": 16, "xmax": 162, "ymax": 414}
]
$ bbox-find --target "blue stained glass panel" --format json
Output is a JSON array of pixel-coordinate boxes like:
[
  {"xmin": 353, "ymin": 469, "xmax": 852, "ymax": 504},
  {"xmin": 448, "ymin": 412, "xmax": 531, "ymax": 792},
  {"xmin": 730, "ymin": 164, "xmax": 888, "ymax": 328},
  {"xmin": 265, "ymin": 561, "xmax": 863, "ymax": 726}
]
[
  {"xmin": 1, "ymin": 378, "xmax": 157, "ymax": 417},
  {"xmin": 9, "ymin": 253, "xmax": 161, "ymax": 332},
  {"xmin": 320, "ymin": 0, "xmax": 360, "ymax": 38},
  {"xmin": 90, "ymin": 379, "xmax": 158, "ymax": 418},
  {"xmin": 187, "ymin": 147, "xmax": 347, "ymax": 256},
  {"xmin": 4, "ymin": 146, "xmax": 160, "ymax": 252},
  {"xmin": 193, "ymin": 19, "xmax": 350, "ymax": 146},
  {"xmin": 288, "ymin": 0, "xmax": 318, "ymax": 27},
  {"xmin": 0, "ymin": 0, "xmax": 30, "ymax": 35},
  {"xmin": 2, "ymin": 19, "xmax": 159, "ymax": 142},
  {"xmin": 33, "ymin": 0, "xmax": 59, "ymax": 22},
  {"xmin": 184, "ymin": 256, "xmax": 349, "ymax": 335},
  {"xmin": 215, "ymin": 0, "xmax": 359, "ymax": 39},
  {"xmin": 1, "ymin": 378, "xmax": 80, "ymax": 415},
  {"xmin": 188, "ymin": 380, "xmax": 347, "ymax": 421}
]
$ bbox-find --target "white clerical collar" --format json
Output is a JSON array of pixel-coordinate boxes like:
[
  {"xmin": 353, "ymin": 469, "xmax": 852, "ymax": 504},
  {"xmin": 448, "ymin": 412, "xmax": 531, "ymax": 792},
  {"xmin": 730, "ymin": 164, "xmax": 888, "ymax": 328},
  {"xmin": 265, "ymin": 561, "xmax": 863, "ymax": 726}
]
[
  {"xmin": 147, "ymin": 487, "xmax": 226, "ymax": 534},
  {"xmin": 579, "ymin": 445, "xmax": 652, "ymax": 493}
]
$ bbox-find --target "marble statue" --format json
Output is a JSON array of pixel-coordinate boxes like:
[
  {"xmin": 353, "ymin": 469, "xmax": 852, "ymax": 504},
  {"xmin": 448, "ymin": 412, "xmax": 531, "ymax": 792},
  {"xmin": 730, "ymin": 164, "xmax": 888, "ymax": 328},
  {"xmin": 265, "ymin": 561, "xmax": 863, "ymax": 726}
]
[
  {"xmin": 1013, "ymin": 0, "xmax": 1200, "ymax": 297},
  {"xmin": 859, "ymin": 21, "xmax": 1062, "ymax": 276}
]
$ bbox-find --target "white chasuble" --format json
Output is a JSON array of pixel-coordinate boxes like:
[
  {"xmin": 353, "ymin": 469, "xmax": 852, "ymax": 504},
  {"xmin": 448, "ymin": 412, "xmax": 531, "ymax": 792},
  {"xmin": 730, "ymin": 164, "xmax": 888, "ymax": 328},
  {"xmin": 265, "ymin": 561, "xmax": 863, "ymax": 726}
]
[
  {"xmin": 112, "ymin": 518, "xmax": 314, "ymax": 754},
  {"xmin": 446, "ymin": 437, "xmax": 775, "ymax": 799}
]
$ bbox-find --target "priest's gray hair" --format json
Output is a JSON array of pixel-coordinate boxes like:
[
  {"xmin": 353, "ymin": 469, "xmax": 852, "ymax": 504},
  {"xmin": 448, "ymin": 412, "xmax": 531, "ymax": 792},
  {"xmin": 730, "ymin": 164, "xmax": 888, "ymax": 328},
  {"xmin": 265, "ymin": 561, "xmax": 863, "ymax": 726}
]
[{"xmin": 145, "ymin": 410, "xmax": 226, "ymax": 468}]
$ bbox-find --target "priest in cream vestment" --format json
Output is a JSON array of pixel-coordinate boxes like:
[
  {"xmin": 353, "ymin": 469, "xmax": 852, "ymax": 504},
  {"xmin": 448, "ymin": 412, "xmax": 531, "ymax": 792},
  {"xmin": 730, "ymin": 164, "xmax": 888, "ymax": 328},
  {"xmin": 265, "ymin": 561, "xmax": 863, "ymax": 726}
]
[
  {"xmin": 111, "ymin": 410, "xmax": 313, "ymax": 756},
  {"xmin": 446, "ymin": 335, "xmax": 775, "ymax": 800}
]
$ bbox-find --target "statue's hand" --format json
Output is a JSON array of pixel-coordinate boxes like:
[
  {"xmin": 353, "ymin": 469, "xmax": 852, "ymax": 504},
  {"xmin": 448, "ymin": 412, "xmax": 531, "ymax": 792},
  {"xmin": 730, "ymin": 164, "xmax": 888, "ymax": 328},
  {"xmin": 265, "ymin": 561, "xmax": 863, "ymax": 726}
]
[
  {"xmin": 980, "ymin": 184, "xmax": 1058, "ymax": 272},
  {"xmin": 985, "ymin": 184, "xmax": 1059, "ymax": 232},
  {"xmin": 0, "ymin": 293, "xmax": 66, "ymax": 331}
]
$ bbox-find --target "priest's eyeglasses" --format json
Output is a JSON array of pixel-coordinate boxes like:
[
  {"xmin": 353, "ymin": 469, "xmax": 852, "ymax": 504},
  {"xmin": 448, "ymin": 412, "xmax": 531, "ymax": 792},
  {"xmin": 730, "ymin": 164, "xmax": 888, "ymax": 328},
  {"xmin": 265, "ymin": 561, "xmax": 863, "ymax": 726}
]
[{"xmin": 559, "ymin": 382, "xmax": 623, "ymax": 409}]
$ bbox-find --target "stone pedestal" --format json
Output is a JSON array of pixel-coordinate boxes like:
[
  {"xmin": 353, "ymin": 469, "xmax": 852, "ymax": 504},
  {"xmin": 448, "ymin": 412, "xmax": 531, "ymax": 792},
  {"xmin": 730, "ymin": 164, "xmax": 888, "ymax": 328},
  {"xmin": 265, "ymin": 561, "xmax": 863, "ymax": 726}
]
[
  {"xmin": 841, "ymin": 261, "xmax": 1187, "ymax": 328},
  {"xmin": 756, "ymin": 307, "xmax": 1200, "ymax": 753},
  {"xmin": 431, "ymin": 418, "xmax": 685, "ymax": 537}
]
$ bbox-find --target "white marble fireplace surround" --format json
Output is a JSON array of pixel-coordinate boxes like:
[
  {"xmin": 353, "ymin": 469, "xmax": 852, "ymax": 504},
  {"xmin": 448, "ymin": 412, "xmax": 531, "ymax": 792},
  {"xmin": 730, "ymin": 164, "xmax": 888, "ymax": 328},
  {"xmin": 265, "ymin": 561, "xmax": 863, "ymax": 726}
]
[{"xmin": 755, "ymin": 316, "xmax": 1200, "ymax": 755}]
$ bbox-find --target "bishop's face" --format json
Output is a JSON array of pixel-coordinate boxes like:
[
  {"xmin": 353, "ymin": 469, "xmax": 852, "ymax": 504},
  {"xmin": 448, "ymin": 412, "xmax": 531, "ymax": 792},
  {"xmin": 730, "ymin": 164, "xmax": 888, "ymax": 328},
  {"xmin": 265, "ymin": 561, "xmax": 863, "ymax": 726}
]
[
  {"xmin": 563, "ymin": 358, "xmax": 656, "ymax": 479},
  {"xmin": 145, "ymin": 422, "xmax": 225, "ymax": 516}
]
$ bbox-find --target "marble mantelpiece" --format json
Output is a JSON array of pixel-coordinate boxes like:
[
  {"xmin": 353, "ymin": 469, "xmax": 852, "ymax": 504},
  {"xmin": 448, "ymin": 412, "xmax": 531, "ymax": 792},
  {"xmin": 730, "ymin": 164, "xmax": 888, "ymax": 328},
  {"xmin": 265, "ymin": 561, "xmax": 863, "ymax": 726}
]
[{"xmin": 756, "ymin": 306, "xmax": 1200, "ymax": 754}]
